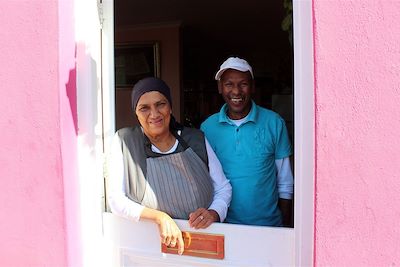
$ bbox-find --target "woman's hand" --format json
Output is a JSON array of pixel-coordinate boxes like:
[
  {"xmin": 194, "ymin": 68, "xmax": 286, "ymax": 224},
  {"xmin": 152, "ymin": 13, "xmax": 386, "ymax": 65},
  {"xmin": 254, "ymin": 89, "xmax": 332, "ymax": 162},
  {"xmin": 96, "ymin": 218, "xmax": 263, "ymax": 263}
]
[
  {"xmin": 188, "ymin": 208, "xmax": 220, "ymax": 229},
  {"xmin": 140, "ymin": 208, "xmax": 184, "ymax": 255}
]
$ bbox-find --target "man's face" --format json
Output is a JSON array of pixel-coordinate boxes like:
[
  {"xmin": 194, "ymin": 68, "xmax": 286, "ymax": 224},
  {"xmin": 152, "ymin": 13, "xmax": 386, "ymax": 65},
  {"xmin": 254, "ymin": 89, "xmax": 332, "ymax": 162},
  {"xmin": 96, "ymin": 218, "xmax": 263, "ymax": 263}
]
[{"xmin": 218, "ymin": 69, "xmax": 254, "ymax": 120}]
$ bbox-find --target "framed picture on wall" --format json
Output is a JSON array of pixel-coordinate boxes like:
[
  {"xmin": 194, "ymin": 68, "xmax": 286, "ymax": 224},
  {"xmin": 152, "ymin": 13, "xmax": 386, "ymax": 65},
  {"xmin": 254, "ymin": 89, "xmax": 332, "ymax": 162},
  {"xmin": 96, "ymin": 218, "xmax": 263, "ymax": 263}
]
[{"xmin": 115, "ymin": 42, "xmax": 160, "ymax": 88}]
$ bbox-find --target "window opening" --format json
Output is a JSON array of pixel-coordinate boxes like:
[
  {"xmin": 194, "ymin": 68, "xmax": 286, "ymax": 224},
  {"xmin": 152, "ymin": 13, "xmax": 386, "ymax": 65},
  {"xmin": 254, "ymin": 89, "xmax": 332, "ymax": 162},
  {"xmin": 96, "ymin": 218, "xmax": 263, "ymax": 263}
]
[{"xmin": 113, "ymin": 0, "xmax": 295, "ymax": 227}]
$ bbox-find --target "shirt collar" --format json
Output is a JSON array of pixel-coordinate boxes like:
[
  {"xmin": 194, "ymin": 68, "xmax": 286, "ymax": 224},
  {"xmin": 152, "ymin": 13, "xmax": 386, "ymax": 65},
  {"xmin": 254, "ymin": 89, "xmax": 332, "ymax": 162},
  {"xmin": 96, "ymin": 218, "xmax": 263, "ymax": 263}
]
[{"xmin": 218, "ymin": 100, "xmax": 258, "ymax": 124}]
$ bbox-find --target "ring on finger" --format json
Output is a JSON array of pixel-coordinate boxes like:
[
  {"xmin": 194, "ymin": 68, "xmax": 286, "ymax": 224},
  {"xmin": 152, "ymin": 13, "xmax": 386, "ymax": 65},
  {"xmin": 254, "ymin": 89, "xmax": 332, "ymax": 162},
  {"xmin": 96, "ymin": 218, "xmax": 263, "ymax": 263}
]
[{"xmin": 199, "ymin": 215, "xmax": 204, "ymax": 220}]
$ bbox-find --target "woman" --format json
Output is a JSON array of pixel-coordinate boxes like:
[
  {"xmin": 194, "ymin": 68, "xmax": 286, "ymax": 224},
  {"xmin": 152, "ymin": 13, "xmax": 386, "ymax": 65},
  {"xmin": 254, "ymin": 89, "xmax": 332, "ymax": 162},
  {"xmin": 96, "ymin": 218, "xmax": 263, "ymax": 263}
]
[{"xmin": 108, "ymin": 77, "xmax": 232, "ymax": 255}]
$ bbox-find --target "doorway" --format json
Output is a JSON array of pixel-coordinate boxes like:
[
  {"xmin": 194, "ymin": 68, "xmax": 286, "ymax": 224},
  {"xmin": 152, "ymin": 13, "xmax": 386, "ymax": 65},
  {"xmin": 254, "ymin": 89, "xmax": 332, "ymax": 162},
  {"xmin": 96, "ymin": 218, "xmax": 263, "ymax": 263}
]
[{"xmin": 97, "ymin": 0, "xmax": 314, "ymax": 265}]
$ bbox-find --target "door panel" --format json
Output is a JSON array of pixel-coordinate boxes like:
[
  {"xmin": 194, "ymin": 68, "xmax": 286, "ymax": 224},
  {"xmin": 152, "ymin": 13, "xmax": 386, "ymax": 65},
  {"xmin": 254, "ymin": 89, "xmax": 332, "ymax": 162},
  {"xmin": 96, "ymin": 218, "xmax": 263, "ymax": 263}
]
[{"xmin": 103, "ymin": 213, "xmax": 294, "ymax": 266}]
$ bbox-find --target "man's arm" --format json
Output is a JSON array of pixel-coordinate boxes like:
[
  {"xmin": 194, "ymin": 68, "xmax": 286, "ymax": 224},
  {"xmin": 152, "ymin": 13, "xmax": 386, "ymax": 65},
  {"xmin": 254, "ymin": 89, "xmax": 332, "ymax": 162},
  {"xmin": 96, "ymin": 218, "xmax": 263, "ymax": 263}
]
[{"xmin": 276, "ymin": 157, "xmax": 294, "ymax": 227}]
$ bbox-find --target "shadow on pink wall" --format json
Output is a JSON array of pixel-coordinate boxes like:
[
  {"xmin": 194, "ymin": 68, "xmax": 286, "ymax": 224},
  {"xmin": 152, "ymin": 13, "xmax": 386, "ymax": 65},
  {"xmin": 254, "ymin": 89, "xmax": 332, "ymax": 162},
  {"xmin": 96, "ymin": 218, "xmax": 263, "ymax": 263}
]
[
  {"xmin": 66, "ymin": 47, "xmax": 78, "ymax": 134},
  {"xmin": 63, "ymin": 42, "xmax": 102, "ymax": 266},
  {"xmin": 61, "ymin": 44, "xmax": 82, "ymax": 267}
]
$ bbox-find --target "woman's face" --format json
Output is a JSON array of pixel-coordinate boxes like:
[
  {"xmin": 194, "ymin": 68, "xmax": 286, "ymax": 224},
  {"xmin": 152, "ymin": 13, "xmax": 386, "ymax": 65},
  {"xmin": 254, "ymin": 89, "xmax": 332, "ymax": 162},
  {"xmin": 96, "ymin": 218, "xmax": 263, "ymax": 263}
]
[{"xmin": 135, "ymin": 91, "xmax": 171, "ymax": 138}]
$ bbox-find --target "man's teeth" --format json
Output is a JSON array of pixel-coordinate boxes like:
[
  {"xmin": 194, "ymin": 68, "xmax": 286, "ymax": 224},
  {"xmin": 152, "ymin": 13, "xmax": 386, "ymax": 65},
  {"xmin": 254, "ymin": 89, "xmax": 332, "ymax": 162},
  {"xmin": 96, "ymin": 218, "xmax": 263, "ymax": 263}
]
[{"xmin": 231, "ymin": 98, "xmax": 243, "ymax": 103}]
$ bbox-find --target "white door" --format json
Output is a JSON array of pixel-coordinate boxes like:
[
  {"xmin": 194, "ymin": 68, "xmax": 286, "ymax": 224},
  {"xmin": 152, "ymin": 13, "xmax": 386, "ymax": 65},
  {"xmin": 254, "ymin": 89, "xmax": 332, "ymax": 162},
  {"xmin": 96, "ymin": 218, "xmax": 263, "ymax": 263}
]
[
  {"xmin": 100, "ymin": 0, "xmax": 314, "ymax": 266},
  {"xmin": 103, "ymin": 213, "xmax": 294, "ymax": 267}
]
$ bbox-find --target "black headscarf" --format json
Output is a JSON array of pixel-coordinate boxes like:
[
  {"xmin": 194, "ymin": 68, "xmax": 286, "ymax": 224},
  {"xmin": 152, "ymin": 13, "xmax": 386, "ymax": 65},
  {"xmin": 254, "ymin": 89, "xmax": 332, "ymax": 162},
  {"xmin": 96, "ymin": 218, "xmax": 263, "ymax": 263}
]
[{"xmin": 131, "ymin": 77, "xmax": 172, "ymax": 111}]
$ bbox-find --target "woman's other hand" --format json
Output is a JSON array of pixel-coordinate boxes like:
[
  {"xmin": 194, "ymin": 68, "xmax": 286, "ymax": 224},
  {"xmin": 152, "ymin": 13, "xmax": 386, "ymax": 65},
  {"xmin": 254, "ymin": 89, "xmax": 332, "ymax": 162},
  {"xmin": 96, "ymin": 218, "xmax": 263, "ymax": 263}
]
[
  {"xmin": 188, "ymin": 208, "xmax": 220, "ymax": 229},
  {"xmin": 140, "ymin": 208, "xmax": 184, "ymax": 255}
]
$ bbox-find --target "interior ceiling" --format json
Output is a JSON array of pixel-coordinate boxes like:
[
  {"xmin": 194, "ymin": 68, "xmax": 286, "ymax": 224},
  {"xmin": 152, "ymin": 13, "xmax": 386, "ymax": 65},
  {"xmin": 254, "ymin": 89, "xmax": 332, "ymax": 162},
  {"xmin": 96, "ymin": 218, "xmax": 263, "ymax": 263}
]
[
  {"xmin": 115, "ymin": 0, "xmax": 287, "ymax": 44},
  {"xmin": 115, "ymin": 0, "xmax": 291, "ymax": 82}
]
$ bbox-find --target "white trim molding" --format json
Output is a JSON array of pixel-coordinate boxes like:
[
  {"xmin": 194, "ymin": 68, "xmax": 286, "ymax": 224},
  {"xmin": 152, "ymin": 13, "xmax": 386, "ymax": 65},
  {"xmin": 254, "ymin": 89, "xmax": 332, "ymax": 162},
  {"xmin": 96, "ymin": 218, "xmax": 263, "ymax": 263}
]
[{"xmin": 293, "ymin": 0, "xmax": 315, "ymax": 266}]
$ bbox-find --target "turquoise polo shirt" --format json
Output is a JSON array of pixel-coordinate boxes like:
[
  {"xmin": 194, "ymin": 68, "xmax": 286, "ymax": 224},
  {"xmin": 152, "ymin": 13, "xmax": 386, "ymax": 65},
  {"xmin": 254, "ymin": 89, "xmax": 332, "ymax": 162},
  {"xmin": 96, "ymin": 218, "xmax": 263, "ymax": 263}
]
[{"xmin": 201, "ymin": 101, "xmax": 292, "ymax": 226}]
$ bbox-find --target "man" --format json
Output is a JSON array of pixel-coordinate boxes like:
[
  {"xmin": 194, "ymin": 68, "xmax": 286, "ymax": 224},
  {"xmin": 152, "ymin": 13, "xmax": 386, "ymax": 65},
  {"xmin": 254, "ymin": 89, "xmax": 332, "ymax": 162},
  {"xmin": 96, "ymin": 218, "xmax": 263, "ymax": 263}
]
[{"xmin": 200, "ymin": 57, "xmax": 293, "ymax": 227}]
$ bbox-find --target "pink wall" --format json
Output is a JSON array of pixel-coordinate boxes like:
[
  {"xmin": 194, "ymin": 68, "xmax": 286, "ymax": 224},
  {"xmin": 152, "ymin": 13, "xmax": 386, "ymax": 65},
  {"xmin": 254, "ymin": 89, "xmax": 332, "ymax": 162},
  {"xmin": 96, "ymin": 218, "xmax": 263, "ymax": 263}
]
[
  {"xmin": 0, "ymin": 1, "xmax": 78, "ymax": 266},
  {"xmin": 58, "ymin": 0, "xmax": 82, "ymax": 266},
  {"xmin": 313, "ymin": 1, "xmax": 400, "ymax": 265}
]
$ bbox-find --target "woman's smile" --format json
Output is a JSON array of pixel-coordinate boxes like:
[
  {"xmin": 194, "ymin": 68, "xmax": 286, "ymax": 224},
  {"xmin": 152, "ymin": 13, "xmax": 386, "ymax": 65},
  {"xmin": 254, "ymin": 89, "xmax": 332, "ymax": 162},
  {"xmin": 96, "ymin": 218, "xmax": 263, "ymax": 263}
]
[{"xmin": 149, "ymin": 117, "xmax": 163, "ymax": 127}]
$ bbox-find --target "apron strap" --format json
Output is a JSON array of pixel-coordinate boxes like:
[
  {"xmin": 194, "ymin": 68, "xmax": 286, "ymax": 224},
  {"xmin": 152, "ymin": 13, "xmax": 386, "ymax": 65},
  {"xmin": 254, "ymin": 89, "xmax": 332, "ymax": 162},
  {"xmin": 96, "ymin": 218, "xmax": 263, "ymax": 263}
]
[
  {"xmin": 141, "ymin": 128, "xmax": 208, "ymax": 168},
  {"xmin": 143, "ymin": 129, "xmax": 190, "ymax": 157},
  {"xmin": 171, "ymin": 129, "xmax": 189, "ymax": 150}
]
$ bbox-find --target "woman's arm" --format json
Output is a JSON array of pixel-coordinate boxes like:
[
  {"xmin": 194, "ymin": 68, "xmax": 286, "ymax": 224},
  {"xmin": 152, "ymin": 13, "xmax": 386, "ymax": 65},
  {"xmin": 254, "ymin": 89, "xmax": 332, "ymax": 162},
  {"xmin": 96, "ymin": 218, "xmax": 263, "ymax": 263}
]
[
  {"xmin": 189, "ymin": 137, "xmax": 232, "ymax": 228},
  {"xmin": 107, "ymin": 133, "xmax": 184, "ymax": 253},
  {"xmin": 107, "ymin": 133, "xmax": 145, "ymax": 220},
  {"xmin": 205, "ymin": 137, "xmax": 232, "ymax": 221}
]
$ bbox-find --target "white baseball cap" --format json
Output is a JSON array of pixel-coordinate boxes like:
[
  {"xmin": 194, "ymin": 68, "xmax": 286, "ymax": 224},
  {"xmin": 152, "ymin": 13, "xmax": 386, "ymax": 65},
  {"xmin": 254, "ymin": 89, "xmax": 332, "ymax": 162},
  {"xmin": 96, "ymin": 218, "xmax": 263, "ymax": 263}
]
[{"xmin": 215, "ymin": 57, "xmax": 254, "ymax": 80}]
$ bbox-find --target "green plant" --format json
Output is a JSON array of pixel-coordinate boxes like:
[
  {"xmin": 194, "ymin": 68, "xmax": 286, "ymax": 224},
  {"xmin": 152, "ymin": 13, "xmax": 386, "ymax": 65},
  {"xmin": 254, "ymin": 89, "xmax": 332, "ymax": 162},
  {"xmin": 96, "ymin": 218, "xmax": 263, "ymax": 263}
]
[{"xmin": 281, "ymin": 0, "xmax": 293, "ymax": 46}]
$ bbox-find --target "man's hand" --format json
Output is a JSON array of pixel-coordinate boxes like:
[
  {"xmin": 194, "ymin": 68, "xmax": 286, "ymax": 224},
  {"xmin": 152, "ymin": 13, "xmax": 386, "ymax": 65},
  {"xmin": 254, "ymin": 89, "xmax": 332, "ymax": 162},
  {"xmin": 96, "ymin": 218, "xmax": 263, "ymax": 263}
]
[
  {"xmin": 188, "ymin": 208, "xmax": 220, "ymax": 229},
  {"xmin": 278, "ymin": 198, "xmax": 293, "ymax": 227}
]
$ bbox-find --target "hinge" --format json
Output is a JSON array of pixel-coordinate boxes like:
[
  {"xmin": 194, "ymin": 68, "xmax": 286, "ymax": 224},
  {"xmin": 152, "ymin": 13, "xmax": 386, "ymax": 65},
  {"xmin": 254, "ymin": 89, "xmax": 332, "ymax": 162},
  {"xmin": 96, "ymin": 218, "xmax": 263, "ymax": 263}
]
[{"xmin": 97, "ymin": 1, "xmax": 104, "ymax": 29}]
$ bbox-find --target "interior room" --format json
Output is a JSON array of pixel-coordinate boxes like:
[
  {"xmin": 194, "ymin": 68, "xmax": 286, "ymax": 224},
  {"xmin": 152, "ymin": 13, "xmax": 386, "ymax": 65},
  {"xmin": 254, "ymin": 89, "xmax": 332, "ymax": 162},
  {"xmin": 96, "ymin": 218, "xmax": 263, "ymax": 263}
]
[{"xmin": 114, "ymin": 0, "xmax": 293, "ymax": 143}]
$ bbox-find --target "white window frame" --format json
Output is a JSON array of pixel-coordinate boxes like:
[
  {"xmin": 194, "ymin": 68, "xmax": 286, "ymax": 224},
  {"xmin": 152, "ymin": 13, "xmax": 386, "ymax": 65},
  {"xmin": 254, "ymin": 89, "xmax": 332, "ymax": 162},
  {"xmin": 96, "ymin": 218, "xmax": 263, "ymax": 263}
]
[
  {"xmin": 76, "ymin": 0, "xmax": 314, "ymax": 265},
  {"xmin": 292, "ymin": 0, "xmax": 315, "ymax": 265}
]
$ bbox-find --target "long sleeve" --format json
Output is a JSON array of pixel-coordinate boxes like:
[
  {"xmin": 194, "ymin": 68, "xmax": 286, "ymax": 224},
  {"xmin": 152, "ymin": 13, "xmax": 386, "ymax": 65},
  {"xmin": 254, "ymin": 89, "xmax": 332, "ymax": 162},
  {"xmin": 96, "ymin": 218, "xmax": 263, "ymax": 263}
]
[
  {"xmin": 275, "ymin": 157, "xmax": 294, "ymax": 199},
  {"xmin": 205, "ymin": 138, "xmax": 232, "ymax": 222},
  {"xmin": 107, "ymin": 133, "xmax": 145, "ymax": 222}
]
